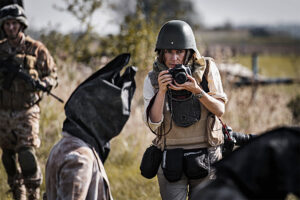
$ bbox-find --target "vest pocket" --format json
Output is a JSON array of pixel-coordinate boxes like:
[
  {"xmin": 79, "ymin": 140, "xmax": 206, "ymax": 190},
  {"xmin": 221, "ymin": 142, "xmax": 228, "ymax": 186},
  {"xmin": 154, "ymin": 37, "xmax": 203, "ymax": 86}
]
[
  {"xmin": 207, "ymin": 114, "xmax": 224, "ymax": 146},
  {"xmin": 183, "ymin": 149, "xmax": 210, "ymax": 179}
]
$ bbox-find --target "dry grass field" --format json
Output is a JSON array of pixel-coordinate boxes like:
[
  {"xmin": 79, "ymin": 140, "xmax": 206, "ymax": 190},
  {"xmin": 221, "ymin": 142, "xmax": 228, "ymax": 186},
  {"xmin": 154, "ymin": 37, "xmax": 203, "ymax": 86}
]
[{"xmin": 0, "ymin": 54, "xmax": 299, "ymax": 199}]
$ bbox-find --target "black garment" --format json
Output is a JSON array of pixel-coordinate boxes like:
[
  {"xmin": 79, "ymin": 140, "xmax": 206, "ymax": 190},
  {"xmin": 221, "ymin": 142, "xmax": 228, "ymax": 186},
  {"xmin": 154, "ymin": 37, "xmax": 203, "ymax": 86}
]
[
  {"xmin": 191, "ymin": 126, "xmax": 300, "ymax": 200},
  {"xmin": 63, "ymin": 53, "xmax": 137, "ymax": 162}
]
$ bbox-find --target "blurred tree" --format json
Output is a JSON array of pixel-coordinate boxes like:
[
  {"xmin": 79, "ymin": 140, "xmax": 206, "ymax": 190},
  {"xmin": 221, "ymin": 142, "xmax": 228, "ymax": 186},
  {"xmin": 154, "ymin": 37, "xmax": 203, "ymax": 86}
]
[
  {"xmin": 52, "ymin": 0, "xmax": 104, "ymax": 63},
  {"xmin": 105, "ymin": 0, "xmax": 204, "ymax": 70},
  {"xmin": 46, "ymin": 0, "xmax": 204, "ymax": 69},
  {"xmin": 109, "ymin": 0, "xmax": 203, "ymax": 29},
  {"xmin": 97, "ymin": 0, "xmax": 157, "ymax": 70},
  {"xmin": 141, "ymin": 0, "xmax": 203, "ymax": 28},
  {"xmin": 54, "ymin": 0, "xmax": 103, "ymax": 30}
]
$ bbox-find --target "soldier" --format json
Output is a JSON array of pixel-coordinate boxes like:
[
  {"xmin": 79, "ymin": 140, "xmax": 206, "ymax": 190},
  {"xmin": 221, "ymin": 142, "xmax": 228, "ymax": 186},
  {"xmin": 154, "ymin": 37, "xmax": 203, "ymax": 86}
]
[{"xmin": 0, "ymin": 4, "xmax": 57, "ymax": 200}]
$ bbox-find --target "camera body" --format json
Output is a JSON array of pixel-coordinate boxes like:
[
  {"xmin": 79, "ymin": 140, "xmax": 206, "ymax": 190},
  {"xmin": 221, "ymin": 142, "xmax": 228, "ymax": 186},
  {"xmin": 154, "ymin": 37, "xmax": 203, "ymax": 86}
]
[{"xmin": 168, "ymin": 64, "xmax": 191, "ymax": 84}]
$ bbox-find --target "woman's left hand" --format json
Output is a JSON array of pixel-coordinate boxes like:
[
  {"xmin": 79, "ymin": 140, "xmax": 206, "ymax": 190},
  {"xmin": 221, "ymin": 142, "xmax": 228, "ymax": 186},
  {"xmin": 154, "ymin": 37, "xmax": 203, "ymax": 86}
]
[{"xmin": 168, "ymin": 74, "xmax": 201, "ymax": 94}]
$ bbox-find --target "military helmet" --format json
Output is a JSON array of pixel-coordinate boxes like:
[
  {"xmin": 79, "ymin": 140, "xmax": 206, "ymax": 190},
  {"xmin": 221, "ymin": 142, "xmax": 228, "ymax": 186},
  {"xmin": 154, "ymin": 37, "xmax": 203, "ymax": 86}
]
[
  {"xmin": 155, "ymin": 20, "xmax": 199, "ymax": 54},
  {"xmin": 0, "ymin": 4, "xmax": 28, "ymax": 30}
]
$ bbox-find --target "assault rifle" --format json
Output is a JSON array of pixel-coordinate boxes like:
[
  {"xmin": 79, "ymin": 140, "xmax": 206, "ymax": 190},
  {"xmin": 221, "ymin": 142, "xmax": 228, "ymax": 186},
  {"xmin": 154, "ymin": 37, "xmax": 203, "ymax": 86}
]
[{"xmin": 0, "ymin": 59, "xmax": 64, "ymax": 103}]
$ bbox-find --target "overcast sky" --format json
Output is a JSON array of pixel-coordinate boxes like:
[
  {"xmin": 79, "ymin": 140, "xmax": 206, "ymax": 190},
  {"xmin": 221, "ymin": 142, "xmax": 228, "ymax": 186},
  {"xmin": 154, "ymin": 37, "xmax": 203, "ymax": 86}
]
[{"xmin": 25, "ymin": 0, "xmax": 300, "ymax": 35}]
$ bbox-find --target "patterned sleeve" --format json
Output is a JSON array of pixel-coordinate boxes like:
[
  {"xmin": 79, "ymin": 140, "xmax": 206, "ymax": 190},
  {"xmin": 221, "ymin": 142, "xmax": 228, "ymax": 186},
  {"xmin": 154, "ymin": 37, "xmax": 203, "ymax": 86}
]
[
  {"xmin": 57, "ymin": 147, "xmax": 93, "ymax": 199},
  {"xmin": 206, "ymin": 60, "xmax": 228, "ymax": 103},
  {"xmin": 143, "ymin": 75, "xmax": 163, "ymax": 131},
  {"xmin": 36, "ymin": 43, "xmax": 58, "ymax": 89}
]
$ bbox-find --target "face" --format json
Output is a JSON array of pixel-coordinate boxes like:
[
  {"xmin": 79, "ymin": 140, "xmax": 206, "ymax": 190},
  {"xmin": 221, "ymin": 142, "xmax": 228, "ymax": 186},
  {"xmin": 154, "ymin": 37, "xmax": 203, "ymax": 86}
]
[
  {"xmin": 3, "ymin": 19, "xmax": 22, "ymax": 40},
  {"xmin": 163, "ymin": 49, "xmax": 186, "ymax": 69}
]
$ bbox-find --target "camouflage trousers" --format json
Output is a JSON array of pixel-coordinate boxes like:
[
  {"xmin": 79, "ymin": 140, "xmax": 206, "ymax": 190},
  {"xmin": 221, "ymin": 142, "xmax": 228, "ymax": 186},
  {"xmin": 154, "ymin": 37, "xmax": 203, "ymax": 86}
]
[
  {"xmin": 0, "ymin": 105, "xmax": 40, "ymax": 150},
  {"xmin": 0, "ymin": 105, "xmax": 42, "ymax": 200}
]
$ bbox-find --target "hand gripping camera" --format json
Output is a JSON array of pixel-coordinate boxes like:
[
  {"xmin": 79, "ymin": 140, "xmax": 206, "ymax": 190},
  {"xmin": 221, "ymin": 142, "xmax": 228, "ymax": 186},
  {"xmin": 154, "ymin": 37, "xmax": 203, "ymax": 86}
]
[{"xmin": 168, "ymin": 64, "xmax": 191, "ymax": 84}]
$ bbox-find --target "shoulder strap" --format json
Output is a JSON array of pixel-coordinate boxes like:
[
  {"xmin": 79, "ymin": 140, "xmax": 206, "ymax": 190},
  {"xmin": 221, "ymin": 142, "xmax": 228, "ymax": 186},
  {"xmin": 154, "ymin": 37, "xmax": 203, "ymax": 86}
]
[
  {"xmin": 200, "ymin": 58, "xmax": 210, "ymax": 93},
  {"xmin": 201, "ymin": 74, "xmax": 209, "ymax": 93}
]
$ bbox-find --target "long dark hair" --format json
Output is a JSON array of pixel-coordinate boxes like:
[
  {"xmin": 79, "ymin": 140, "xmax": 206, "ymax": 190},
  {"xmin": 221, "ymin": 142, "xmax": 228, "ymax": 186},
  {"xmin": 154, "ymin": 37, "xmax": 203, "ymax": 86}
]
[{"xmin": 156, "ymin": 49, "xmax": 195, "ymax": 65}]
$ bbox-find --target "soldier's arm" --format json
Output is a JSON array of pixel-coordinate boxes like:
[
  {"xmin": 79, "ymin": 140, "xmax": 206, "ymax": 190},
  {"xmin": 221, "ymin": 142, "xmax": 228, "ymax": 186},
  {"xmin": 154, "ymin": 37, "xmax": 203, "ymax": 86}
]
[{"xmin": 36, "ymin": 44, "xmax": 58, "ymax": 90}]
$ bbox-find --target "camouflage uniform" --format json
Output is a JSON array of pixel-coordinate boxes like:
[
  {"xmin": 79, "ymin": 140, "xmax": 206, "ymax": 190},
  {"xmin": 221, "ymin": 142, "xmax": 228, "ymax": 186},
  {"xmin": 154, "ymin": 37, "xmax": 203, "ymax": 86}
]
[
  {"xmin": 0, "ymin": 5, "xmax": 57, "ymax": 199},
  {"xmin": 45, "ymin": 132, "xmax": 113, "ymax": 200}
]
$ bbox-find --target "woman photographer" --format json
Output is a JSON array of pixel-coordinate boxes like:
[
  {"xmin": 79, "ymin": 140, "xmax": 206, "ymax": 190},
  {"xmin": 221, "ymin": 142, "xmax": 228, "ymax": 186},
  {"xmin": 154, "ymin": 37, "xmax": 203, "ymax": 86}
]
[{"xmin": 142, "ymin": 20, "xmax": 227, "ymax": 200}]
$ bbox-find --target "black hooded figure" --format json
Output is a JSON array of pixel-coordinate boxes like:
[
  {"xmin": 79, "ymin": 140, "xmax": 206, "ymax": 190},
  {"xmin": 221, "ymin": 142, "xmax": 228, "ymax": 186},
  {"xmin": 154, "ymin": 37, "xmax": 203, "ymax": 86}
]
[
  {"xmin": 45, "ymin": 53, "xmax": 136, "ymax": 200},
  {"xmin": 62, "ymin": 53, "xmax": 137, "ymax": 162}
]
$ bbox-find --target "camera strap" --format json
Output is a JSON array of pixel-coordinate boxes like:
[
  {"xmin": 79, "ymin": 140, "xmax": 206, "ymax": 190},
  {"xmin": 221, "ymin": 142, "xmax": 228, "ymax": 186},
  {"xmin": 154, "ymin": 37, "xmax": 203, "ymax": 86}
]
[{"xmin": 218, "ymin": 117, "xmax": 233, "ymax": 142}]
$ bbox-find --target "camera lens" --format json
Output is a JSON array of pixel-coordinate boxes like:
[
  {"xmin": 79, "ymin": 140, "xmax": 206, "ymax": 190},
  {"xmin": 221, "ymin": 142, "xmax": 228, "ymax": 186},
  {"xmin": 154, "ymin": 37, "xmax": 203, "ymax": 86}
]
[{"xmin": 174, "ymin": 72, "xmax": 187, "ymax": 84}]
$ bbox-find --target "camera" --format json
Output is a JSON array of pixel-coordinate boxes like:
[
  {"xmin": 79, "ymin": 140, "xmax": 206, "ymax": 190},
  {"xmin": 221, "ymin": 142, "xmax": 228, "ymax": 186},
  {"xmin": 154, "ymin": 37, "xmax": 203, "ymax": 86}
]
[
  {"xmin": 168, "ymin": 64, "xmax": 191, "ymax": 84},
  {"xmin": 222, "ymin": 125, "xmax": 255, "ymax": 157}
]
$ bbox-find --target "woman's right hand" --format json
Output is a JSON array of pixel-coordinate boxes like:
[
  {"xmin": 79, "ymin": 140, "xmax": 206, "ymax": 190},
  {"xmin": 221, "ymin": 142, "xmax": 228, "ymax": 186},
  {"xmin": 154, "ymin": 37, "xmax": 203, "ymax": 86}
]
[
  {"xmin": 150, "ymin": 70, "xmax": 172, "ymax": 123},
  {"xmin": 158, "ymin": 70, "xmax": 172, "ymax": 93}
]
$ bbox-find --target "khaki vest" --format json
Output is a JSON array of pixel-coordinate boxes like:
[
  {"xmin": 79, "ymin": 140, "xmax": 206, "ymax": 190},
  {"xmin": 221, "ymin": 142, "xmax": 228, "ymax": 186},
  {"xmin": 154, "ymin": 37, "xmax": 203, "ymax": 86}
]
[
  {"xmin": 152, "ymin": 58, "xmax": 224, "ymax": 149},
  {"xmin": 159, "ymin": 100, "xmax": 210, "ymax": 149}
]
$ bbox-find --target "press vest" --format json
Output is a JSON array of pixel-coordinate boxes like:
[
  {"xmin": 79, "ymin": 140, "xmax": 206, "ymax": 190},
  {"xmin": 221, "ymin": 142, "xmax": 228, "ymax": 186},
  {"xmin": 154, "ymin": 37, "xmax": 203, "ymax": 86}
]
[
  {"xmin": 150, "ymin": 58, "xmax": 215, "ymax": 149},
  {"xmin": 159, "ymin": 100, "xmax": 210, "ymax": 149}
]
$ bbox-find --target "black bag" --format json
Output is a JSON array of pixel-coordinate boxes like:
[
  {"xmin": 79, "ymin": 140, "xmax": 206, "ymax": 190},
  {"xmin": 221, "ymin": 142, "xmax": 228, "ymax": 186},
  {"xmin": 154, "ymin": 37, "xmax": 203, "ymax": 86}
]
[
  {"xmin": 140, "ymin": 145, "xmax": 163, "ymax": 179},
  {"xmin": 183, "ymin": 149, "xmax": 210, "ymax": 179},
  {"xmin": 161, "ymin": 148, "xmax": 184, "ymax": 182}
]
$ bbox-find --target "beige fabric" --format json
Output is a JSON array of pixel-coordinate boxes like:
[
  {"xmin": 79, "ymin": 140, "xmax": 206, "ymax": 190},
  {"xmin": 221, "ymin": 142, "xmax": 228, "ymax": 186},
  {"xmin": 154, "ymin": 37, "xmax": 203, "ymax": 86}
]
[
  {"xmin": 156, "ymin": 102, "xmax": 210, "ymax": 149},
  {"xmin": 46, "ymin": 132, "xmax": 113, "ymax": 200},
  {"xmin": 205, "ymin": 58, "xmax": 227, "ymax": 103},
  {"xmin": 207, "ymin": 114, "xmax": 224, "ymax": 146}
]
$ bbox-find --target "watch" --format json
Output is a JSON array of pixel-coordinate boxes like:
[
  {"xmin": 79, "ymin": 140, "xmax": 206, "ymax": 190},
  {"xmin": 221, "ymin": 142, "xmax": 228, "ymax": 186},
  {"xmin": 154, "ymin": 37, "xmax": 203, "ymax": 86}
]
[{"xmin": 194, "ymin": 91, "xmax": 205, "ymax": 99}]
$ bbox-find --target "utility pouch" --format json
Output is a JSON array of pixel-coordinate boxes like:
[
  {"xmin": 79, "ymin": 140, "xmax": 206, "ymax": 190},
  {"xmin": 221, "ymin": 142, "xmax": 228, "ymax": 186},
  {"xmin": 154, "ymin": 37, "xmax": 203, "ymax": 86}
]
[
  {"xmin": 207, "ymin": 113, "xmax": 224, "ymax": 146},
  {"xmin": 161, "ymin": 148, "xmax": 184, "ymax": 182},
  {"xmin": 183, "ymin": 149, "xmax": 210, "ymax": 179},
  {"xmin": 140, "ymin": 145, "xmax": 163, "ymax": 179}
]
